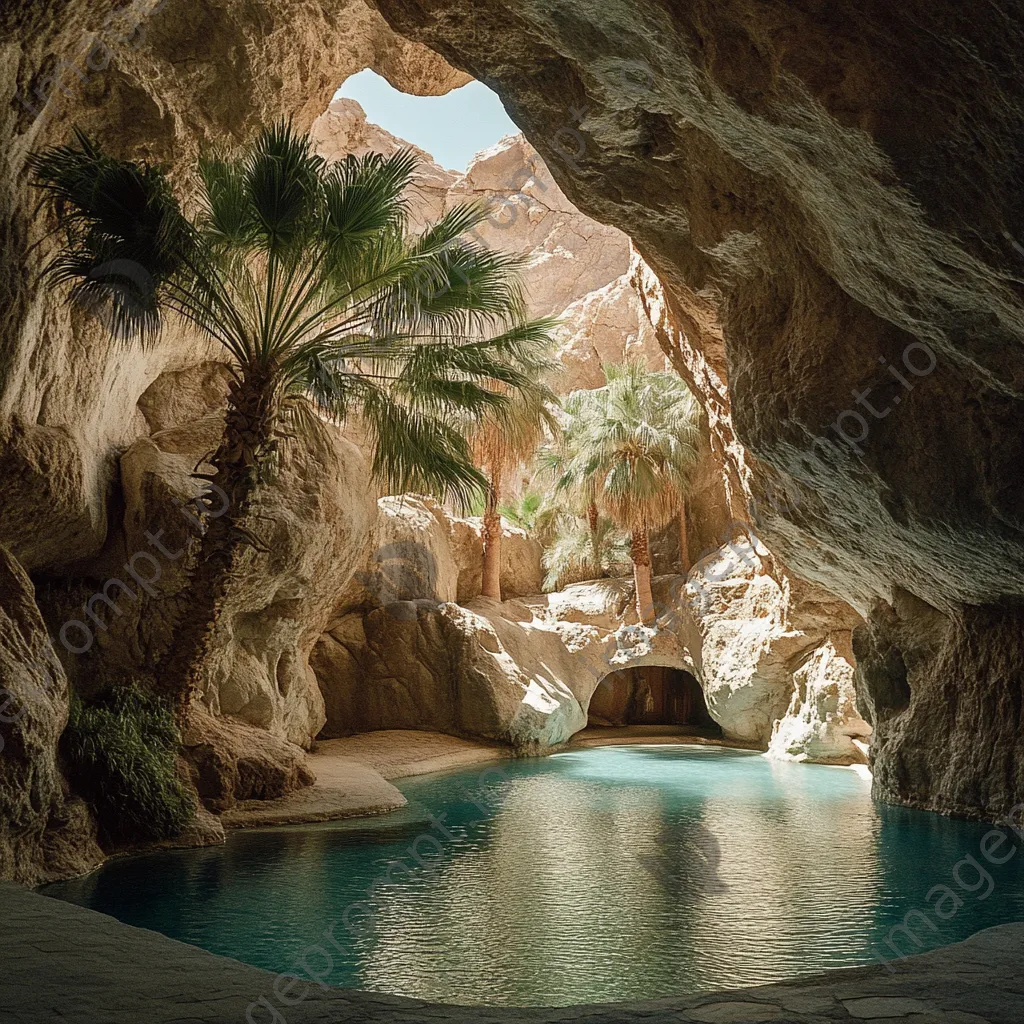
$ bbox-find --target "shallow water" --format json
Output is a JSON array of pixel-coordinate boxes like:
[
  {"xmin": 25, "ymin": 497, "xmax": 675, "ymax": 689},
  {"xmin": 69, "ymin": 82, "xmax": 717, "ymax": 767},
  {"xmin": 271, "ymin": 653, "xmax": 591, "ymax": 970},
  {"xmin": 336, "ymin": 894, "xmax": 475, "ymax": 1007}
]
[{"xmin": 44, "ymin": 745, "xmax": 1024, "ymax": 1006}]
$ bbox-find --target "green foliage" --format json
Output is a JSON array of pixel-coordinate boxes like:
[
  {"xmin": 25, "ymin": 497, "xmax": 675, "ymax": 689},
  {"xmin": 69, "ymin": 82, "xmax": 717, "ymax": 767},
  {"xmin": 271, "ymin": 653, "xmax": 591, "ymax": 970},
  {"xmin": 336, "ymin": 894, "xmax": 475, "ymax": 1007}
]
[
  {"xmin": 542, "ymin": 514, "xmax": 631, "ymax": 590},
  {"xmin": 61, "ymin": 683, "xmax": 194, "ymax": 845},
  {"xmin": 30, "ymin": 122, "xmax": 557, "ymax": 507},
  {"xmin": 557, "ymin": 361, "xmax": 702, "ymax": 532},
  {"xmin": 498, "ymin": 490, "xmax": 562, "ymax": 546}
]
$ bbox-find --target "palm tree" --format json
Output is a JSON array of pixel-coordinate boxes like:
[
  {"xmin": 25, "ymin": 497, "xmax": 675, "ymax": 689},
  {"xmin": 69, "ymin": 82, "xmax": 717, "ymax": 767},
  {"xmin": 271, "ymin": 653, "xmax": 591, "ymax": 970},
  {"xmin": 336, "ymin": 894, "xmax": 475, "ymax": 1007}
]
[
  {"xmin": 558, "ymin": 363, "xmax": 701, "ymax": 623},
  {"xmin": 469, "ymin": 372, "xmax": 559, "ymax": 601},
  {"xmin": 550, "ymin": 389, "xmax": 605, "ymax": 565},
  {"xmin": 30, "ymin": 122, "xmax": 555, "ymax": 707}
]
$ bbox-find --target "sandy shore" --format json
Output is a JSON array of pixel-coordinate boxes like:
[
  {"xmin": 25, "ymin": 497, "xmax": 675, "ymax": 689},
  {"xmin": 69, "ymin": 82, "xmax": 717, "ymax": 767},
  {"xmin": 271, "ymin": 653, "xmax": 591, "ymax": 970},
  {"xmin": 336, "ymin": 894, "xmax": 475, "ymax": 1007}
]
[
  {"xmin": 221, "ymin": 730, "xmax": 507, "ymax": 830},
  {"xmin": 567, "ymin": 724, "xmax": 760, "ymax": 750},
  {"xmin": 314, "ymin": 730, "xmax": 507, "ymax": 780}
]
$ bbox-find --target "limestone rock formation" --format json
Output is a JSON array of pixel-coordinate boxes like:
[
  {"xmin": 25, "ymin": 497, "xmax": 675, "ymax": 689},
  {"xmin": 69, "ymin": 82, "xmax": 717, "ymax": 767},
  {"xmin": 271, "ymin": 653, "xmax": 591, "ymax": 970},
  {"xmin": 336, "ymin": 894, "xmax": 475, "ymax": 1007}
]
[
  {"xmin": 368, "ymin": 0, "xmax": 1024, "ymax": 814},
  {"xmin": 315, "ymin": 494, "xmax": 868, "ymax": 763},
  {"xmin": 0, "ymin": 547, "xmax": 102, "ymax": 885},
  {"xmin": 115, "ymin": 376, "xmax": 377, "ymax": 748},
  {"xmin": 313, "ymin": 491, "xmax": 721, "ymax": 750},
  {"xmin": 314, "ymin": 598, "xmax": 588, "ymax": 751},
  {"xmin": 686, "ymin": 537, "xmax": 870, "ymax": 762},
  {"xmin": 854, "ymin": 595, "xmax": 1024, "ymax": 819},
  {"xmin": 766, "ymin": 640, "xmax": 870, "ymax": 766}
]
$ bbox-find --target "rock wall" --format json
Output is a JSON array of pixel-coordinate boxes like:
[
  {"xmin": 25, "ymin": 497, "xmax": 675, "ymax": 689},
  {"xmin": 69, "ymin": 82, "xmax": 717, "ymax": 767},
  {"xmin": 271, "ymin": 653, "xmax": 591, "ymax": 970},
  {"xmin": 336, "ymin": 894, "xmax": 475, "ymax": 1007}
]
[
  {"xmin": 366, "ymin": 0, "xmax": 1024, "ymax": 816},
  {"xmin": 41, "ymin": 361, "xmax": 378, "ymax": 751},
  {"xmin": 0, "ymin": 547, "xmax": 102, "ymax": 885}
]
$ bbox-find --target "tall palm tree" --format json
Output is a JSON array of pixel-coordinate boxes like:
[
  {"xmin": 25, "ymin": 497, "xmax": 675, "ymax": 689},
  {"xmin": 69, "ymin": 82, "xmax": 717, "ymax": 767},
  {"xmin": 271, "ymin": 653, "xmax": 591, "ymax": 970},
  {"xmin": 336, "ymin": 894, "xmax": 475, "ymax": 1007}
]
[
  {"xmin": 469, "ymin": 372, "xmax": 559, "ymax": 601},
  {"xmin": 558, "ymin": 363, "xmax": 701, "ymax": 623},
  {"xmin": 30, "ymin": 122, "xmax": 555, "ymax": 707}
]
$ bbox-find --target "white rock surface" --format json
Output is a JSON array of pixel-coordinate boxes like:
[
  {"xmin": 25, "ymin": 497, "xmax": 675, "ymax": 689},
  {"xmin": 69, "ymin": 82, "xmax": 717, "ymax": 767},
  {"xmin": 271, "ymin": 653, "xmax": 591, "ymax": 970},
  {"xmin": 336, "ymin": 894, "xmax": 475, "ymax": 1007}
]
[{"xmin": 687, "ymin": 537, "xmax": 871, "ymax": 761}]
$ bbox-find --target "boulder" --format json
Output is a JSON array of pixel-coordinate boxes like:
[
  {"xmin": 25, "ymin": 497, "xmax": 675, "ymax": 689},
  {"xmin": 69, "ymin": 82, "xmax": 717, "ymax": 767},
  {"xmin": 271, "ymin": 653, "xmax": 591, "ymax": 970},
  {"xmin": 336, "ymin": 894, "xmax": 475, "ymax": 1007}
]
[
  {"xmin": 314, "ymin": 571, "xmax": 702, "ymax": 747},
  {"xmin": 181, "ymin": 709, "xmax": 315, "ymax": 813},
  {"xmin": 313, "ymin": 598, "xmax": 587, "ymax": 752},
  {"xmin": 687, "ymin": 537, "xmax": 870, "ymax": 761}
]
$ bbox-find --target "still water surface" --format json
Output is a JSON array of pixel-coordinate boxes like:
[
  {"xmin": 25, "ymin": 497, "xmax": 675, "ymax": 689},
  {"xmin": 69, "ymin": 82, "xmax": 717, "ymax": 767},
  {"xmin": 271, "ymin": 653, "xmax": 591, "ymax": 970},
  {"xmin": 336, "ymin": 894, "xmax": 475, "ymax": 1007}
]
[{"xmin": 44, "ymin": 746, "xmax": 1024, "ymax": 1005}]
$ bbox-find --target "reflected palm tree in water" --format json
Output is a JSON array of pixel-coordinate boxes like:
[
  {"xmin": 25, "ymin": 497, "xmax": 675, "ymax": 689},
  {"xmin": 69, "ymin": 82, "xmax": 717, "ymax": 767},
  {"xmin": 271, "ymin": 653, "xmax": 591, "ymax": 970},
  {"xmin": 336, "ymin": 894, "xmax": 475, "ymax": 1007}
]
[{"xmin": 635, "ymin": 820, "xmax": 728, "ymax": 896}]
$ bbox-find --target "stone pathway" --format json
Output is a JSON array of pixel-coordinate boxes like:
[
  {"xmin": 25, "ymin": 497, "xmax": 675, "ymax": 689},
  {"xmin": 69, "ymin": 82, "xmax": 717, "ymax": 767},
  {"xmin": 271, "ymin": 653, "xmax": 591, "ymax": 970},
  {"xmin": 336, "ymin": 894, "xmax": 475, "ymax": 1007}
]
[{"xmin": 2, "ymin": 881, "xmax": 1021, "ymax": 1023}]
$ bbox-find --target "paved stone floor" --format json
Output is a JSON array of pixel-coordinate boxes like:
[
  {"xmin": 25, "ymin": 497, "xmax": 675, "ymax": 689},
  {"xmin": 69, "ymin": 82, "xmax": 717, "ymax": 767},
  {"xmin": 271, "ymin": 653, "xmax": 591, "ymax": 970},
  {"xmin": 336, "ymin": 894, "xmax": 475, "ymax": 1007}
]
[{"xmin": 2, "ymin": 881, "xmax": 1021, "ymax": 1023}]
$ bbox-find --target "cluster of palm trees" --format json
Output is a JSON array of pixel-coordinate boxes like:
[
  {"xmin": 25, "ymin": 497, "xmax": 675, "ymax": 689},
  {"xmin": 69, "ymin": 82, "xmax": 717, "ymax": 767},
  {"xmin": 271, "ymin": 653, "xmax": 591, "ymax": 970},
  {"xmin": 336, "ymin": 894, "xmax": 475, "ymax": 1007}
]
[
  {"xmin": 31, "ymin": 121, "xmax": 702, "ymax": 718},
  {"xmin": 541, "ymin": 364, "xmax": 701, "ymax": 621}
]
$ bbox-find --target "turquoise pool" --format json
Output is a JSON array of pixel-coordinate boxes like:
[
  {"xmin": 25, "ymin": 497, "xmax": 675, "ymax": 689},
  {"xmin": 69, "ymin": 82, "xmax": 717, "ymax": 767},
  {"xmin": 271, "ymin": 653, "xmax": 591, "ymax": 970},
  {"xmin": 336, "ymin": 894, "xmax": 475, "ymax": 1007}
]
[{"xmin": 43, "ymin": 745, "xmax": 1024, "ymax": 1006}]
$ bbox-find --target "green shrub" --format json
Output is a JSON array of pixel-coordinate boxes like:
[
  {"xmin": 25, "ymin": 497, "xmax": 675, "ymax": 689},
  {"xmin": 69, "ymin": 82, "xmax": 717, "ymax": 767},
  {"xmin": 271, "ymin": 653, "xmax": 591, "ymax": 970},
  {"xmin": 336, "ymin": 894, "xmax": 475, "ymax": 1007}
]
[{"xmin": 61, "ymin": 683, "xmax": 194, "ymax": 844}]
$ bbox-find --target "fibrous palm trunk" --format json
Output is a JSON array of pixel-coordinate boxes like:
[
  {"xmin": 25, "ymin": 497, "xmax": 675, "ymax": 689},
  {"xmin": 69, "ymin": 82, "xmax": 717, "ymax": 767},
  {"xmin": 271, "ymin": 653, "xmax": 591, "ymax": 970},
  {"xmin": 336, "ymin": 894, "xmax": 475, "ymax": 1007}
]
[
  {"xmin": 587, "ymin": 501, "xmax": 600, "ymax": 567},
  {"xmin": 678, "ymin": 498, "xmax": 690, "ymax": 573},
  {"xmin": 481, "ymin": 478, "xmax": 503, "ymax": 601},
  {"xmin": 631, "ymin": 524, "xmax": 655, "ymax": 624},
  {"xmin": 159, "ymin": 365, "xmax": 277, "ymax": 712}
]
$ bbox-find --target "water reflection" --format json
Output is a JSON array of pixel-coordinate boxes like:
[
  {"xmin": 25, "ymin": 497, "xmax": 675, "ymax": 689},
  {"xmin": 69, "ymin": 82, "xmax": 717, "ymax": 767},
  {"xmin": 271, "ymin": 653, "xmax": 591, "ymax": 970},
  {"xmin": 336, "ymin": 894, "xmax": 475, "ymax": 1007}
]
[{"xmin": 42, "ymin": 746, "xmax": 1024, "ymax": 1006}]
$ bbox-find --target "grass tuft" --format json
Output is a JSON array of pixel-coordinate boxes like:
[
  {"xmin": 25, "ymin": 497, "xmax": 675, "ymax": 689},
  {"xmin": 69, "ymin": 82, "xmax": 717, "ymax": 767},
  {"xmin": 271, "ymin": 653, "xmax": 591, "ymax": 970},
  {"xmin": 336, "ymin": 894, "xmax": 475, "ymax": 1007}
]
[{"xmin": 61, "ymin": 682, "xmax": 195, "ymax": 844}]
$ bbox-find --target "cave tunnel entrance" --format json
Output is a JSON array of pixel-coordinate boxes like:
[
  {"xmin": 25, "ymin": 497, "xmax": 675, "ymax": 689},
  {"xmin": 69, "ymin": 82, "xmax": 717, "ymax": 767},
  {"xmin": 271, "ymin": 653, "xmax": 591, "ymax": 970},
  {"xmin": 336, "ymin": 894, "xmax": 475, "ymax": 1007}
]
[{"xmin": 589, "ymin": 667, "xmax": 719, "ymax": 732}]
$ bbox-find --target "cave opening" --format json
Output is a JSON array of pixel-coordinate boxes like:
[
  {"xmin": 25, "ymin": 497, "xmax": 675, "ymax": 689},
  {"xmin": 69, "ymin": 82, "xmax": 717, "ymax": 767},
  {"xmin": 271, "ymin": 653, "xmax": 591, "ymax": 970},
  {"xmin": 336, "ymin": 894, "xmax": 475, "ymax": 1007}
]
[{"xmin": 588, "ymin": 666, "xmax": 719, "ymax": 732}]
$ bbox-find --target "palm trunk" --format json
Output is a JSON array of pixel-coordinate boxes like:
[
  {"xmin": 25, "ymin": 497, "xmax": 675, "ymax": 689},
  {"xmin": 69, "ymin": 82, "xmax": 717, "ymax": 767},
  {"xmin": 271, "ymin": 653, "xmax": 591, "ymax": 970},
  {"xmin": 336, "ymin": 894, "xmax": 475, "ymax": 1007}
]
[
  {"xmin": 481, "ymin": 478, "xmax": 502, "ymax": 601},
  {"xmin": 678, "ymin": 498, "xmax": 690, "ymax": 573},
  {"xmin": 159, "ymin": 366, "xmax": 276, "ymax": 712},
  {"xmin": 631, "ymin": 523, "xmax": 655, "ymax": 625},
  {"xmin": 587, "ymin": 501, "xmax": 600, "ymax": 567}
]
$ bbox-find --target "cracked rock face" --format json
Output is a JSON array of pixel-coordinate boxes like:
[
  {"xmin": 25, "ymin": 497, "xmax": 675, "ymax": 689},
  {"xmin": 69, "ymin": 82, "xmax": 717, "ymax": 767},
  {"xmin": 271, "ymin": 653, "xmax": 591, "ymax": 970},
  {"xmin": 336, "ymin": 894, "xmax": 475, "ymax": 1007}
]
[
  {"xmin": 369, "ymin": 0, "xmax": 1024, "ymax": 815},
  {"xmin": 0, "ymin": 547, "xmax": 102, "ymax": 884}
]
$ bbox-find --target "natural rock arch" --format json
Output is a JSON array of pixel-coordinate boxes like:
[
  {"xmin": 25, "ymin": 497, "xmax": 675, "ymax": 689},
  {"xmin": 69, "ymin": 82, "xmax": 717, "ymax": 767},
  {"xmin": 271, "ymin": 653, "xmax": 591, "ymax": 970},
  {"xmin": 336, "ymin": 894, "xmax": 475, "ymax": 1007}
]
[{"xmin": 589, "ymin": 663, "xmax": 716, "ymax": 731}]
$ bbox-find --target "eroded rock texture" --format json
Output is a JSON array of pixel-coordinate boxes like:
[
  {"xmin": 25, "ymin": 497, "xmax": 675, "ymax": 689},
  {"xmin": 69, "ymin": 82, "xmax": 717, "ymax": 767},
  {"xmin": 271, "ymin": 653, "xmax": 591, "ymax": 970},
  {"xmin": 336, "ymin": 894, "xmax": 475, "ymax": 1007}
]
[
  {"xmin": 687, "ymin": 537, "xmax": 869, "ymax": 760},
  {"xmin": 0, "ymin": 547, "xmax": 102, "ymax": 884},
  {"xmin": 368, "ymin": 0, "xmax": 1024, "ymax": 814}
]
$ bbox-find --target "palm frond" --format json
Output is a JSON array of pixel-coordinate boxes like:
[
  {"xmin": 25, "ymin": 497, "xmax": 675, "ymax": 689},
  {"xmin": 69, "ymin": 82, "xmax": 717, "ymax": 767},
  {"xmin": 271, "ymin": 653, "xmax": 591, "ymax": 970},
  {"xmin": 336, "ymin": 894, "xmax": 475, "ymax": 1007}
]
[
  {"xmin": 242, "ymin": 119, "xmax": 324, "ymax": 257},
  {"xmin": 29, "ymin": 128, "xmax": 196, "ymax": 341}
]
